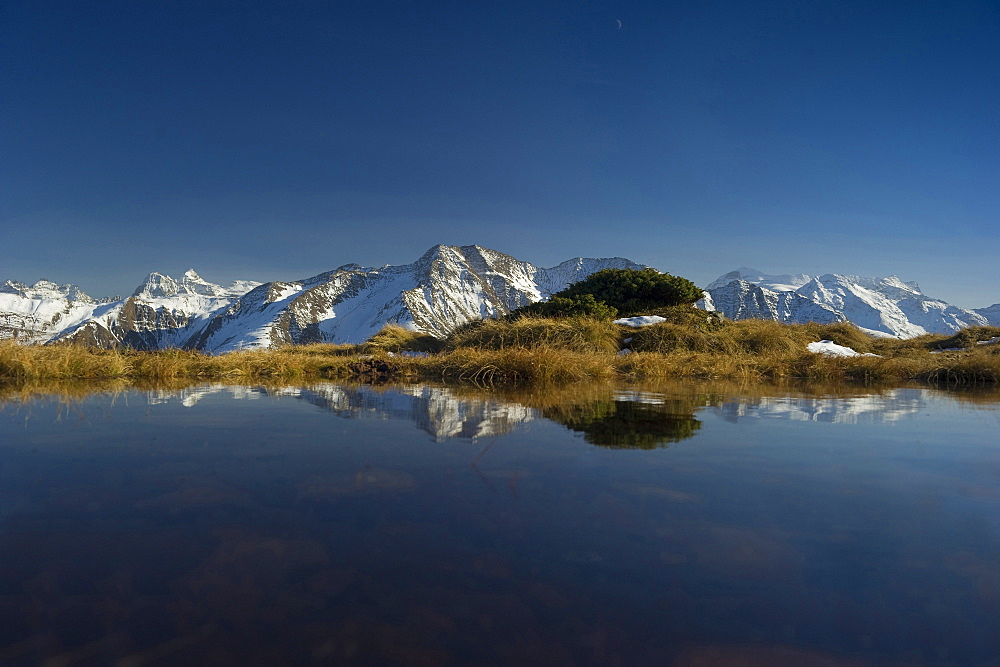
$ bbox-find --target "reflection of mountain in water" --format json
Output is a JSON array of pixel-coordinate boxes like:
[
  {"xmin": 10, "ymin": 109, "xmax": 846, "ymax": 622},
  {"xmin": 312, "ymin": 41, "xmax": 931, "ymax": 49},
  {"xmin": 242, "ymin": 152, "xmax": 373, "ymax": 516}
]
[
  {"xmin": 712, "ymin": 388, "xmax": 926, "ymax": 424},
  {"xmin": 141, "ymin": 384, "xmax": 934, "ymax": 446},
  {"xmin": 293, "ymin": 385, "xmax": 536, "ymax": 441},
  {"xmin": 145, "ymin": 383, "xmax": 536, "ymax": 441},
  {"xmin": 542, "ymin": 391, "xmax": 702, "ymax": 449}
]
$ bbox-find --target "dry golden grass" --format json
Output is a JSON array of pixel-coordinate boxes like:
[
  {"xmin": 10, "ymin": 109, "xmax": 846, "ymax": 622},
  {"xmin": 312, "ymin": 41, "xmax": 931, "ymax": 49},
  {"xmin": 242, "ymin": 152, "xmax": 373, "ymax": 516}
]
[
  {"xmin": 3, "ymin": 317, "xmax": 1000, "ymax": 390},
  {"xmin": 362, "ymin": 324, "xmax": 445, "ymax": 353},
  {"xmin": 446, "ymin": 316, "xmax": 621, "ymax": 354},
  {"xmin": 418, "ymin": 347, "xmax": 616, "ymax": 386},
  {"xmin": 0, "ymin": 340, "xmax": 362, "ymax": 383}
]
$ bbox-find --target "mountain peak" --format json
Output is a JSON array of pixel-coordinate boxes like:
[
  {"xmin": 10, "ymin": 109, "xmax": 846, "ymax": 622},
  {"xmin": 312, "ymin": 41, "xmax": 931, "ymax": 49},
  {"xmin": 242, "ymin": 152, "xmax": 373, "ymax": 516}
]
[
  {"xmin": 706, "ymin": 268, "xmax": 811, "ymax": 291},
  {"xmin": 133, "ymin": 272, "xmax": 179, "ymax": 298}
]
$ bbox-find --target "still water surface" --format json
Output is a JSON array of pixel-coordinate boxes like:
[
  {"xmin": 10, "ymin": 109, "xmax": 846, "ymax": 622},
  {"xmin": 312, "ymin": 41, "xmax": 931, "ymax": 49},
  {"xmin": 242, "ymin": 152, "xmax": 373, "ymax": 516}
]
[{"xmin": 1, "ymin": 382, "xmax": 999, "ymax": 664}]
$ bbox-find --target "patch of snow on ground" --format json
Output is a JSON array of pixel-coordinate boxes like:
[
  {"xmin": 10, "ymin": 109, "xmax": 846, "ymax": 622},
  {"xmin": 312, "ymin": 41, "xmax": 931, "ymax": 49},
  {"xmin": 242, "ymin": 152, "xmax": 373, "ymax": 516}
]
[
  {"xmin": 977, "ymin": 337, "xmax": 1000, "ymax": 346},
  {"xmin": 807, "ymin": 340, "xmax": 881, "ymax": 358},
  {"xmin": 614, "ymin": 315, "xmax": 666, "ymax": 328}
]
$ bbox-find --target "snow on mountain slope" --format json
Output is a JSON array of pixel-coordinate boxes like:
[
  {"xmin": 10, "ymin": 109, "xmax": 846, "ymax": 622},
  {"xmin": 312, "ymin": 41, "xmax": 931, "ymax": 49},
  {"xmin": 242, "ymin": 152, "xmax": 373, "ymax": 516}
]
[
  {"xmin": 974, "ymin": 303, "xmax": 1000, "ymax": 326},
  {"xmin": 8, "ymin": 252, "xmax": 993, "ymax": 350},
  {"xmin": 700, "ymin": 279, "xmax": 844, "ymax": 326},
  {"xmin": 700, "ymin": 268, "xmax": 989, "ymax": 337},
  {"xmin": 55, "ymin": 270, "xmax": 261, "ymax": 349},
  {"xmin": 190, "ymin": 244, "xmax": 646, "ymax": 352},
  {"xmin": 0, "ymin": 280, "xmax": 108, "ymax": 343}
]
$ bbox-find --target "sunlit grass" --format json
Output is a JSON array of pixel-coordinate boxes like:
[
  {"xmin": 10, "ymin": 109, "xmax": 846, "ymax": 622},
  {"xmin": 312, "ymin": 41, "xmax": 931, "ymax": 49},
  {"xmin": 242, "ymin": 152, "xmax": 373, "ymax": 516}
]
[
  {"xmin": 3, "ymin": 319, "xmax": 1000, "ymax": 389},
  {"xmin": 445, "ymin": 315, "xmax": 622, "ymax": 354}
]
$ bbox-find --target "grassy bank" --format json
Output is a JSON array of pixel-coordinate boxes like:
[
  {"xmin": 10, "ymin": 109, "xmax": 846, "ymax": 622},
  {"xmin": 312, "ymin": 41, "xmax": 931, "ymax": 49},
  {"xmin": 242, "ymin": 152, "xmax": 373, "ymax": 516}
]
[
  {"xmin": 2, "ymin": 316, "xmax": 999, "ymax": 388},
  {"xmin": 0, "ymin": 341, "xmax": 361, "ymax": 383}
]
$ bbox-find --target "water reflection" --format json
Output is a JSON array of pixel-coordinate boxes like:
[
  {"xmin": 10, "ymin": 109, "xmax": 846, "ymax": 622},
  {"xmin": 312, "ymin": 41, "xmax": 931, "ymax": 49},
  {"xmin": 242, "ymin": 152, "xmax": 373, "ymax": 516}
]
[
  {"xmin": 542, "ymin": 392, "xmax": 701, "ymax": 449},
  {"xmin": 2, "ymin": 381, "xmax": 1000, "ymax": 663},
  {"xmin": 132, "ymin": 381, "xmax": 983, "ymax": 444},
  {"xmin": 712, "ymin": 388, "xmax": 927, "ymax": 424},
  {"xmin": 146, "ymin": 382, "xmax": 536, "ymax": 440},
  {"xmin": 140, "ymin": 382, "xmax": 709, "ymax": 447}
]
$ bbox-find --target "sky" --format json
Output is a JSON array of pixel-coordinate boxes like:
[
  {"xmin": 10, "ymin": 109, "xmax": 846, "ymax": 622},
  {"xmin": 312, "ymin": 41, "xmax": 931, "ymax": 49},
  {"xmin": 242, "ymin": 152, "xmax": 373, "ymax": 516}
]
[{"xmin": 2, "ymin": 0, "xmax": 998, "ymax": 308}]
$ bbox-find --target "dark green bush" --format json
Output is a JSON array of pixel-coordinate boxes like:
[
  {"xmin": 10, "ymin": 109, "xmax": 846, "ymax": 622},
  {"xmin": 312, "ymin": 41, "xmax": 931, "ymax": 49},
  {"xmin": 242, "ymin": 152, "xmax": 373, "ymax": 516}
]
[
  {"xmin": 514, "ymin": 294, "xmax": 618, "ymax": 319},
  {"xmin": 554, "ymin": 268, "xmax": 702, "ymax": 316}
]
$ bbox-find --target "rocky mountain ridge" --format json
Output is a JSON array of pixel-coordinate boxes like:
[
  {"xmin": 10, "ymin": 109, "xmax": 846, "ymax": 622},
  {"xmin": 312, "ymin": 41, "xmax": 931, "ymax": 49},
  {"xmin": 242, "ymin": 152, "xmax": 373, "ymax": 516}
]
[
  {"xmin": 1, "ymin": 245, "xmax": 643, "ymax": 350},
  {"xmin": 3, "ymin": 253, "xmax": 998, "ymax": 348},
  {"xmin": 699, "ymin": 267, "xmax": 997, "ymax": 337}
]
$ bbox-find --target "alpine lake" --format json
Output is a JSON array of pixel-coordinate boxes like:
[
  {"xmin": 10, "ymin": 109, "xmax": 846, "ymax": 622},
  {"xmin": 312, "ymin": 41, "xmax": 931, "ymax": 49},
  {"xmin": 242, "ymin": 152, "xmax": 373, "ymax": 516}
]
[{"xmin": 1, "ymin": 379, "xmax": 999, "ymax": 665}]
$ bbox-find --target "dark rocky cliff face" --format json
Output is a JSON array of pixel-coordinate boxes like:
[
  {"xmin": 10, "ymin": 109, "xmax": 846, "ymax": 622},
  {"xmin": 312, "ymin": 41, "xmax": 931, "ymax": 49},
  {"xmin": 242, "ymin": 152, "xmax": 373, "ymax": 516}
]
[{"xmin": 57, "ymin": 298, "xmax": 200, "ymax": 350}]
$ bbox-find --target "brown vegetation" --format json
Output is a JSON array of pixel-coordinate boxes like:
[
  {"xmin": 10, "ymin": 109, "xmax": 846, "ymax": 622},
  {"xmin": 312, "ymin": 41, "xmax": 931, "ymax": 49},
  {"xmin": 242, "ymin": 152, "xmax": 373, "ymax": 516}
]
[{"xmin": 2, "ymin": 319, "xmax": 999, "ymax": 389}]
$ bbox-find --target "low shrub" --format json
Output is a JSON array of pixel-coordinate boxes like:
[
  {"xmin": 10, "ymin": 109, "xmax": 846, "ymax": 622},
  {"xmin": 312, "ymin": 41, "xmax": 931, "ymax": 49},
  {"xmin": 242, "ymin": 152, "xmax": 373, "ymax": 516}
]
[
  {"xmin": 555, "ymin": 267, "xmax": 703, "ymax": 314},
  {"xmin": 513, "ymin": 294, "xmax": 618, "ymax": 319}
]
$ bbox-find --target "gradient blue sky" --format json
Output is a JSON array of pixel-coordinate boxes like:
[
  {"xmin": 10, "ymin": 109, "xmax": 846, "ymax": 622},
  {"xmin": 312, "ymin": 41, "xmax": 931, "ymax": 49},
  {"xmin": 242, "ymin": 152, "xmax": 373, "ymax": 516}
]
[{"xmin": 3, "ymin": 0, "xmax": 998, "ymax": 307}]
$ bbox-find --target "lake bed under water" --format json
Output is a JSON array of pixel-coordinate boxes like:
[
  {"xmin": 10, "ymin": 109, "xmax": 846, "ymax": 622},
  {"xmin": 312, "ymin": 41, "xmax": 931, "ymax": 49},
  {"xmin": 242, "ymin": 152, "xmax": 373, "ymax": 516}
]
[{"xmin": 1, "ymin": 381, "xmax": 999, "ymax": 664}]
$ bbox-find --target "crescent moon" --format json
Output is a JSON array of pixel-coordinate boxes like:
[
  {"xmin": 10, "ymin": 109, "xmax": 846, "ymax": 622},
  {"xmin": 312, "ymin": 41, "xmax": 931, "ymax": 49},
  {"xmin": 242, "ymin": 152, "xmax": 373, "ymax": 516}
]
[{"xmin": 616, "ymin": 19, "xmax": 622, "ymax": 29}]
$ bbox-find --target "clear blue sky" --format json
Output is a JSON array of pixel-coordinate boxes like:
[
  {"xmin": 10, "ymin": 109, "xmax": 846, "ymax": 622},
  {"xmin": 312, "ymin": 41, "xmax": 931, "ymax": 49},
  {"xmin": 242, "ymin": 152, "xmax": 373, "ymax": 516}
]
[{"xmin": 3, "ymin": 0, "xmax": 998, "ymax": 307}]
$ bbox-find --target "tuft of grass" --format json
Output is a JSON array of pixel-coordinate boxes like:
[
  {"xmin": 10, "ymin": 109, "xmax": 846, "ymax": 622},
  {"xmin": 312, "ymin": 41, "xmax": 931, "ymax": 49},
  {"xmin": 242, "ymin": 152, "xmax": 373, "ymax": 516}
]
[
  {"xmin": 362, "ymin": 324, "xmax": 445, "ymax": 353},
  {"xmin": 922, "ymin": 326, "xmax": 1000, "ymax": 352},
  {"xmin": 802, "ymin": 321, "xmax": 876, "ymax": 353},
  {"xmin": 420, "ymin": 346, "xmax": 616, "ymax": 386},
  {"xmin": 627, "ymin": 323, "xmax": 717, "ymax": 354},
  {"xmin": 629, "ymin": 318, "xmax": 811, "ymax": 357},
  {"xmin": 638, "ymin": 304, "xmax": 728, "ymax": 331},
  {"xmin": 446, "ymin": 316, "xmax": 622, "ymax": 355},
  {"xmin": 723, "ymin": 319, "xmax": 811, "ymax": 356}
]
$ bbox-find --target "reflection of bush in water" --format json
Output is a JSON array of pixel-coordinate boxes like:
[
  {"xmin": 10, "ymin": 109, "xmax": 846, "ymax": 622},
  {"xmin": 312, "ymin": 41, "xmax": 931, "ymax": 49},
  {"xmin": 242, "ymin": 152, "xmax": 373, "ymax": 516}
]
[{"xmin": 543, "ymin": 399, "xmax": 701, "ymax": 449}]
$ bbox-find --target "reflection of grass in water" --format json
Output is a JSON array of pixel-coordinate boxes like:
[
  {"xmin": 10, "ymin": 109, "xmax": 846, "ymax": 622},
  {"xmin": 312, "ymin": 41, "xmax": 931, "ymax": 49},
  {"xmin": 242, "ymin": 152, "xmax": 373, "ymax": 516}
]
[{"xmin": 5, "ymin": 373, "xmax": 1000, "ymax": 427}]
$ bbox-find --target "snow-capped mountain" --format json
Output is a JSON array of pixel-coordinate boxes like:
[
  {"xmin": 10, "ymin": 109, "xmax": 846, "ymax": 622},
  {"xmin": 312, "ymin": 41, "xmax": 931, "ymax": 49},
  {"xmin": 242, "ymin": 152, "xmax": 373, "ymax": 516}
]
[
  {"xmin": 6, "ymin": 253, "xmax": 995, "ymax": 350},
  {"xmin": 0, "ymin": 279, "xmax": 115, "ymax": 344},
  {"xmin": 699, "ymin": 268, "xmax": 990, "ymax": 337},
  {"xmin": 55, "ymin": 270, "xmax": 262, "ymax": 349},
  {"xmin": 974, "ymin": 303, "xmax": 1000, "ymax": 326},
  {"xmin": 187, "ymin": 245, "xmax": 645, "ymax": 352},
  {"xmin": 3, "ymin": 245, "xmax": 643, "ymax": 351}
]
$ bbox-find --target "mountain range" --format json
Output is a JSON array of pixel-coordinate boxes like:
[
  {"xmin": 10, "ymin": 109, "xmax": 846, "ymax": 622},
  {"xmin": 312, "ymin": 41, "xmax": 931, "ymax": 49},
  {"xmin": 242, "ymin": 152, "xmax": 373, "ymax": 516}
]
[
  {"xmin": 2, "ymin": 247, "xmax": 997, "ymax": 350},
  {"xmin": 698, "ymin": 268, "xmax": 999, "ymax": 337},
  {"xmin": 1, "ymin": 245, "xmax": 642, "ymax": 351}
]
